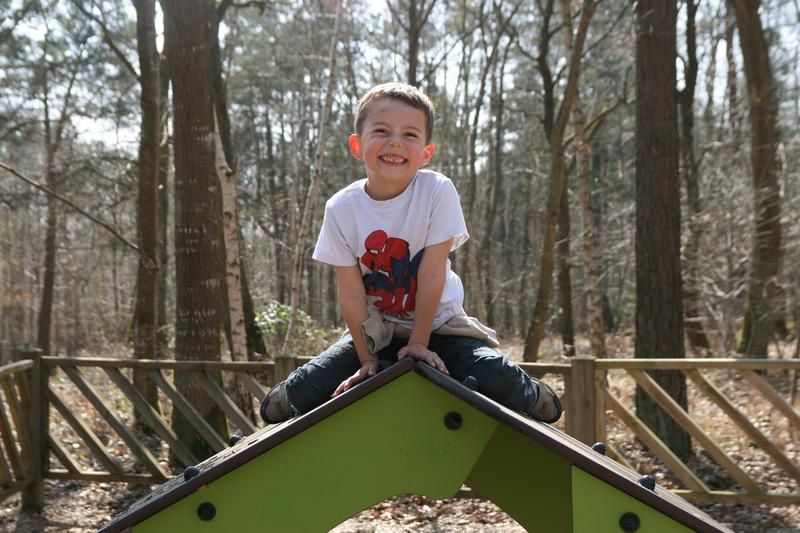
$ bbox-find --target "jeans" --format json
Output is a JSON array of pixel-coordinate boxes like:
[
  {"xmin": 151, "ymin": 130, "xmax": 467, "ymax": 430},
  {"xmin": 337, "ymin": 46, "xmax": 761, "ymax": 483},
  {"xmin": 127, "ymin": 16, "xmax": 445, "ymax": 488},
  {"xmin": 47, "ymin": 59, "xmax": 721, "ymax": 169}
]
[{"xmin": 284, "ymin": 333, "xmax": 539, "ymax": 416}]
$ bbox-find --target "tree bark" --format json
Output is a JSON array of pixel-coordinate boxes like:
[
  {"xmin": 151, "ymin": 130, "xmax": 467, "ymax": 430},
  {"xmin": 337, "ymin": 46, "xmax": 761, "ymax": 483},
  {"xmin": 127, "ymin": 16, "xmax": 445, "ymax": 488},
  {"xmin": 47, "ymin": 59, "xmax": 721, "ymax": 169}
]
[
  {"xmin": 163, "ymin": 0, "xmax": 228, "ymax": 460},
  {"xmin": 131, "ymin": 0, "xmax": 161, "ymax": 428},
  {"xmin": 678, "ymin": 0, "xmax": 711, "ymax": 354},
  {"xmin": 36, "ymin": 40, "xmax": 80, "ymax": 357},
  {"xmin": 523, "ymin": 0, "xmax": 597, "ymax": 361},
  {"xmin": 730, "ymin": 0, "xmax": 783, "ymax": 358},
  {"xmin": 634, "ymin": 0, "xmax": 691, "ymax": 458},
  {"xmin": 571, "ymin": 92, "xmax": 606, "ymax": 358}
]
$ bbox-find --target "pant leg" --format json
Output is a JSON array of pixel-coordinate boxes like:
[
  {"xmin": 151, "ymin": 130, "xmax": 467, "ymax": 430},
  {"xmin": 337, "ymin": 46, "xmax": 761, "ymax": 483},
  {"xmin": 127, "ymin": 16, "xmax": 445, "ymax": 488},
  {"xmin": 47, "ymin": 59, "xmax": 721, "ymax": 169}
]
[
  {"xmin": 427, "ymin": 334, "xmax": 538, "ymax": 413},
  {"xmin": 285, "ymin": 334, "xmax": 406, "ymax": 414}
]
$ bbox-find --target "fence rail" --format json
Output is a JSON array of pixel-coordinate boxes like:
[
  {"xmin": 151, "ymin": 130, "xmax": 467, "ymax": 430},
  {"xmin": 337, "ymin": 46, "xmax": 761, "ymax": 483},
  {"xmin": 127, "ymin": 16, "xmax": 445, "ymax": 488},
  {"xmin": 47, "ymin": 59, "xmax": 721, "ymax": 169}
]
[{"xmin": 0, "ymin": 350, "xmax": 797, "ymax": 510}]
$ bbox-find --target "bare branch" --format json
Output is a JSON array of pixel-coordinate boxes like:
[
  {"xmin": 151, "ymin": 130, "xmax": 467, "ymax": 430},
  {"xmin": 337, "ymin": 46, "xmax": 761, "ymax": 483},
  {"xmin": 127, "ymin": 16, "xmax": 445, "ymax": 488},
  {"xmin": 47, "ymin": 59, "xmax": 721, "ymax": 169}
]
[
  {"xmin": 71, "ymin": 0, "xmax": 141, "ymax": 82},
  {"xmin": 0, "ymin": 162, "xmax": 156, "ymax": 271}
]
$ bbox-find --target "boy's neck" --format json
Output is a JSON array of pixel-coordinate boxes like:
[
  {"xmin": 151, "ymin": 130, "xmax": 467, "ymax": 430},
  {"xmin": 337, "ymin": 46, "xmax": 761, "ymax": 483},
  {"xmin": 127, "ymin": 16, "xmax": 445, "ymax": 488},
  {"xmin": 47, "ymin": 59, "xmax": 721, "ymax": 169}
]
[{"xmin": 364, "ymin": 172, "xmax": 418, "ymax": 201}]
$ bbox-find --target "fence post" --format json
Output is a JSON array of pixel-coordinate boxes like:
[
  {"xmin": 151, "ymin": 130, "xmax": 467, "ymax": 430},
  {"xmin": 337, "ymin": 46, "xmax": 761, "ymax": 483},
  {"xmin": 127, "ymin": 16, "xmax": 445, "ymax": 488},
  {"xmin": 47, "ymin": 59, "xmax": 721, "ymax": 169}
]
[
  {"xmin": 566, "ymin": 355, "xmax": 597, "ymax": 445},
  {"xmin": 274, "ymin": 352, "xmax": 297, "ymax": 384},
  {"xmin": 21, "ymin": 348, "xmax": 46, "ymax": 511}
]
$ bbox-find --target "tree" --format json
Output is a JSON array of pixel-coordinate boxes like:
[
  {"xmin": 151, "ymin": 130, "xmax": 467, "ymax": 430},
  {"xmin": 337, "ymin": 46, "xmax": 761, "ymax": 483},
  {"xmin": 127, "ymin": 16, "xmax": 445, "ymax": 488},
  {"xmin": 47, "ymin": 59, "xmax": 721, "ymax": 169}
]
[
  {"xmin": 131, "ymin": 0, "xmax": 161, "ymax": 426},
  {"xmin": 730, "ymin": 0, "xmax": 783, "ymax": 358},
  {"xmin": 523, "ymin": 0, "xmax": 597, "ymax": 361},
  {"xmin": 387, "ymin": 0, "xmax": 438, "ymax": 86},
  {"xmin": 633, "ymin": 0, "xmax": 690, "ymax": 458},
  {"xmin": 34, "ymin": 19, "xmax": 87, "ymax": 357},
  {"xmin": 163, "ymin": 0, "xmax": 228, "ymax": 459},
  {"xmin": 678, "ymin": 0, "xmax": 711, "ymax": 354}
]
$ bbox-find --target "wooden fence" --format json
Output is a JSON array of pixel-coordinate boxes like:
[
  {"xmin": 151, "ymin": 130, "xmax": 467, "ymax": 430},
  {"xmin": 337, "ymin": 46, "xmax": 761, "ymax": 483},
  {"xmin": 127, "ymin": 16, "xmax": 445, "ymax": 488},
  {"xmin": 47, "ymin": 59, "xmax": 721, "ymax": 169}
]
[
  {"xmin": 0, "ymin": 350, "xmax": 797, "ymax": 510},
  {"xmin": 0, "ymin": 359, "xmax": 34, "ymax": 506}
]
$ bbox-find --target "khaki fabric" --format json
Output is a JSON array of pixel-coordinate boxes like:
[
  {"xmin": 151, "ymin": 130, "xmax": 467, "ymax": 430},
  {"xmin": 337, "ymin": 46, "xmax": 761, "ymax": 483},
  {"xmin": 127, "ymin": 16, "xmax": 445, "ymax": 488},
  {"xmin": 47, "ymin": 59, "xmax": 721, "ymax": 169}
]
[{"xmin": 356, "ymin": 307, "xmax": 500, "ymax": 353}]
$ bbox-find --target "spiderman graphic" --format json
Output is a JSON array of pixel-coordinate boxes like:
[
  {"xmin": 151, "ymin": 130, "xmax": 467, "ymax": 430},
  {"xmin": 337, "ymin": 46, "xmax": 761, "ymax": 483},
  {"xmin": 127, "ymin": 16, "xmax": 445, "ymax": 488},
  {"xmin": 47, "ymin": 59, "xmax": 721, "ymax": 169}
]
[{"xmin": 360, "ymin": 230, "xmax": 424, "ymax": 318}]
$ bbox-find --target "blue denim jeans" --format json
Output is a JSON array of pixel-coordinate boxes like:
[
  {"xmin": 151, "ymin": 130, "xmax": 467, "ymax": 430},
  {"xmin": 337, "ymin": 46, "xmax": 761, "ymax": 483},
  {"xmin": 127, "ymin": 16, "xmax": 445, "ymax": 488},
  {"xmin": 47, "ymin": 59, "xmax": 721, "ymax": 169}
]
[{"xmin": 284, "ymin": 333, "xmax": 538, "ymax": 416}]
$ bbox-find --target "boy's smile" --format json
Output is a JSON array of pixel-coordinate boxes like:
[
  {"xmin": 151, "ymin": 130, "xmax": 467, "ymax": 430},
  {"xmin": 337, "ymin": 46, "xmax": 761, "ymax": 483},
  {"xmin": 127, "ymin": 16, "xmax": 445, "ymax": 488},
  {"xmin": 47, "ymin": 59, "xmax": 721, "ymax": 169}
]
[{"xmin": 349, "ymin": 97, "xmax": 435, "ymax": 200}]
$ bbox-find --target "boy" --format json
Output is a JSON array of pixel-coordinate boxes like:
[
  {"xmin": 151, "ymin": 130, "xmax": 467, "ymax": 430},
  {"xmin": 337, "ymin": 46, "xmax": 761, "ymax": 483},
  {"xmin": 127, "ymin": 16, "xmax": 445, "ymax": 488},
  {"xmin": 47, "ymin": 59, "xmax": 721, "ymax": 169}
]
[{"xmin": 261, "ymin": 82, "xmax": 561, "ymax": 424}]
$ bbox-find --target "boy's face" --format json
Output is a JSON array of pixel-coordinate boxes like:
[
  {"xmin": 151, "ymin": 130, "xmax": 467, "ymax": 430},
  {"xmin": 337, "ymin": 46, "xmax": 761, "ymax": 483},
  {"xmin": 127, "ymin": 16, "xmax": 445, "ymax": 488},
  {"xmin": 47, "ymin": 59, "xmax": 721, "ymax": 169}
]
[{"xmin": 349, "ymin": 97, "xmax": 435, "ymax": 198}]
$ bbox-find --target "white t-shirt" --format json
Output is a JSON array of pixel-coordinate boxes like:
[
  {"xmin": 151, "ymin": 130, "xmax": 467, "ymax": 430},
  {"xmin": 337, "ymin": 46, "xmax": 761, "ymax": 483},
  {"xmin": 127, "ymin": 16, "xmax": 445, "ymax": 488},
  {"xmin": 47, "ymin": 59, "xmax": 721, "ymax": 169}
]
[{"xmin": 312, "ymin": 169, "xmax": 469, "ymax": 330}]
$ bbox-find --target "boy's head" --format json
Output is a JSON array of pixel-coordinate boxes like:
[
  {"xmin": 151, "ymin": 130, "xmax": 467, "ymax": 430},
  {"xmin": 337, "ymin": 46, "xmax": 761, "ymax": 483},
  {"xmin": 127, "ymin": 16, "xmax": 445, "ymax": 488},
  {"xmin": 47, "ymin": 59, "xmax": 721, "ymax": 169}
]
[{"xmin": 354, "ymin": 82, "xmax": 435, "ymax": 144}]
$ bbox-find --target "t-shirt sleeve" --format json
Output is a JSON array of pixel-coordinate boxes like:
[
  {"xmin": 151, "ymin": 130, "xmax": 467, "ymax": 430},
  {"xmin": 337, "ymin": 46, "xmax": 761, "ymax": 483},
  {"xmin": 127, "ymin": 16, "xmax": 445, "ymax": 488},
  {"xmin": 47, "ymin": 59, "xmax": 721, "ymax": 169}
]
[
  {"xmin": 425, "ymin": 177, "xmax": 469, "ymax": 251},
  {"xmin": 312, "ymin": 201, "xmax": 357, "ymax": 266}
]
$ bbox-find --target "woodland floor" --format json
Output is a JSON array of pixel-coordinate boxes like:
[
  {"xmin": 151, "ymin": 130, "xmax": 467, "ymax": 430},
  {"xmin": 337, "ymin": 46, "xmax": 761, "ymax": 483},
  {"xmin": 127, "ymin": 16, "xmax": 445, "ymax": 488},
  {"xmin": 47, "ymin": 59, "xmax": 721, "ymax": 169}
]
[{"xmin": 0, "ymin": 338, "xmax": 798, "ymax": 532}]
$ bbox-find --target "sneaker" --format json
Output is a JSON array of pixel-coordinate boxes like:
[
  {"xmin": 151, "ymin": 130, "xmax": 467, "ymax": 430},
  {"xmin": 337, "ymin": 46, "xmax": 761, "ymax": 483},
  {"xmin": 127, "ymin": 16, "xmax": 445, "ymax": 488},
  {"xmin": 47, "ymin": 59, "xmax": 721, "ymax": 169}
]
[
  {"xmin": 260, "ymin": 381, "xmax": 294, "ymax": 424},
  {"xmin": 528, "ymin": 380, "xmax": 563, "ymax": 423}
]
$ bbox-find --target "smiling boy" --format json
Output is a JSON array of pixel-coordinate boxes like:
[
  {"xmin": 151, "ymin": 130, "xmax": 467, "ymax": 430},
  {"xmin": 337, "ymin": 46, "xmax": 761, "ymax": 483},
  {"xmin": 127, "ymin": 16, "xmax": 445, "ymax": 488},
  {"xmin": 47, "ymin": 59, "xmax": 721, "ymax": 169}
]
[{"xmin": 261, "ymin": 82, "xmax": 562, "ymax": 424}]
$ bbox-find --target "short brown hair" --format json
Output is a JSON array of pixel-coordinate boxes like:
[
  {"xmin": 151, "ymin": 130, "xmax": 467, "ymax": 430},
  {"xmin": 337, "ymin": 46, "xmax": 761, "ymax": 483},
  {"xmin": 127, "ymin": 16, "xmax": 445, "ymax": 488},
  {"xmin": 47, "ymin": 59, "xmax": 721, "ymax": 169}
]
[{"xmin": 353, "ymin": 82, "xmax": 435, "ymax": 143}]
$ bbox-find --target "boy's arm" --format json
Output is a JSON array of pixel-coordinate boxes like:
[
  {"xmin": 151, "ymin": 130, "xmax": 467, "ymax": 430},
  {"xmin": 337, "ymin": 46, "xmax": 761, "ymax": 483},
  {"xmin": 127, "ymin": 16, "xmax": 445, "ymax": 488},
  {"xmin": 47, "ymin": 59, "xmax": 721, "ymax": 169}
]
[
  {"xmin": 332, "ymin": 264, "xmax": 379, "ymax": 396},
  {"xmin": 397, "ymin": 238, "xmax": 452, "ymax": 375}
]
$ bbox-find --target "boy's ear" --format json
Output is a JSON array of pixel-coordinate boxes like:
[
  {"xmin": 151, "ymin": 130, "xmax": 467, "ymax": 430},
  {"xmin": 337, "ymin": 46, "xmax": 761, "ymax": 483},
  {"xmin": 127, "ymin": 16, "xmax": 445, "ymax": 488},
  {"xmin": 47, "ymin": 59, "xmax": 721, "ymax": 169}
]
[
  {"xmin": 348, "ymin": 134, "xmax": 363, "ymax": 160},
  {"xmin": 421, "ymin": 143, "xmax": 436, "ymax": 166}
]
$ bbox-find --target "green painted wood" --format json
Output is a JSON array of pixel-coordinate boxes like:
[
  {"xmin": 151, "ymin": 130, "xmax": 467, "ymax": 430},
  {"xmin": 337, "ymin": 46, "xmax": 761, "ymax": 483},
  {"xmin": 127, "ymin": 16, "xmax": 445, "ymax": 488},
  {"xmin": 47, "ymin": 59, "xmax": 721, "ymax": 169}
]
[
  {"xmin": 571, "ymin": 467, "xmax": 692, "ymax": 533},
  {"xmin": 132, "ymin": 372, "xmax": 498, "ymax": 532},
  {"xmin": 465, "ymin": 423, "xmax": 572, "ymax": 532}
]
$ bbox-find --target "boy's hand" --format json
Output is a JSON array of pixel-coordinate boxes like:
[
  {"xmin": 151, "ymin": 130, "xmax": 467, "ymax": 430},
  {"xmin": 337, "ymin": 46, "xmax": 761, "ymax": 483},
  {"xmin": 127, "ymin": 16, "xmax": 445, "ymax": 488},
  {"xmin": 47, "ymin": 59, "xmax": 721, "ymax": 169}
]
[
  {"xmin": 398, "ymin": 342, "xmax": 449, "ymax": 375},
  {"xmin": 332, "ymin": 360, "xmax": 379, "ymax": 397}
]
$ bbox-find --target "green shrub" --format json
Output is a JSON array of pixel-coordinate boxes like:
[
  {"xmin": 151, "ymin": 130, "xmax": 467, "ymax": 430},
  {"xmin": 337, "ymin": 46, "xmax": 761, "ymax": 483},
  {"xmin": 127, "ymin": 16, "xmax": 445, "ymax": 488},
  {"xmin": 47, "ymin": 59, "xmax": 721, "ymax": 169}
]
[{"xmin": 255, "ymin": 301, "xmax": 342, "ymax": 357}]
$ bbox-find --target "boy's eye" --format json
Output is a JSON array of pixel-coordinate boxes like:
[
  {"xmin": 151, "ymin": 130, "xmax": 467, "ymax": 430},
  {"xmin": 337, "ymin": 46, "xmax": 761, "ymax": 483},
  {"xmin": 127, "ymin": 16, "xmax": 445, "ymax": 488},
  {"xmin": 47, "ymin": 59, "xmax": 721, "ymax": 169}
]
[
  {"xmin": 405, "ymin": 132, "xmax": 418, "ymax": 138},
  {"xmin": 374, "ymin": 128, "xmax": 388, "ymax": 134}
]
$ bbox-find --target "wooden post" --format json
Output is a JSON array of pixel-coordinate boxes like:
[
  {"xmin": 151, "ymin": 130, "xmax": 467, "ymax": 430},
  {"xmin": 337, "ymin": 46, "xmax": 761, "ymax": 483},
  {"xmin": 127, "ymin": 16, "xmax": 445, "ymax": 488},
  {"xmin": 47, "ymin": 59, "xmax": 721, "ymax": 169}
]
[
  {"xmin": 274, "ymin": 353, "xmax": 297, "ymax": 384},
  {"xmin": 566, "ymin": 355, "xmax": 597, "ymax": 445},
  {"xmin": 21, "ymin": 348, "xmax": 46, "ymax": 511}
]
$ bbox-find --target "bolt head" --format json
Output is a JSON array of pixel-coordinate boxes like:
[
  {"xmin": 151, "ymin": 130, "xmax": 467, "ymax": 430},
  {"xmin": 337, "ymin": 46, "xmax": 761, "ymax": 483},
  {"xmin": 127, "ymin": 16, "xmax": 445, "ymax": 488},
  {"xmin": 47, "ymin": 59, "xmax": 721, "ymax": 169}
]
[
  {"xmin": 444, "ymin": 411, "xmax": 463, "ymax": 430},
  {"xmin": 197, "ymin": 502, "xmax": 216, "ymax": 521},
  {"xmin": 183, "ymin": 466, "xmax": 200, "ymax": 481},
  {"xmin": 638, "ymin": 474, "xmax": 656, "ymax": 491}
]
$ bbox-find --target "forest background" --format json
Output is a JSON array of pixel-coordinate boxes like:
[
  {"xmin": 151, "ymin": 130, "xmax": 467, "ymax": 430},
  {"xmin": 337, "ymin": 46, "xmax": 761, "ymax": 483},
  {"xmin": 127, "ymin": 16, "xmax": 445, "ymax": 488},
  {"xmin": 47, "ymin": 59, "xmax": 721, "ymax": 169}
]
[{"xmin": 0, "ymin": 0, "xmax": 798, "ymax": 431}]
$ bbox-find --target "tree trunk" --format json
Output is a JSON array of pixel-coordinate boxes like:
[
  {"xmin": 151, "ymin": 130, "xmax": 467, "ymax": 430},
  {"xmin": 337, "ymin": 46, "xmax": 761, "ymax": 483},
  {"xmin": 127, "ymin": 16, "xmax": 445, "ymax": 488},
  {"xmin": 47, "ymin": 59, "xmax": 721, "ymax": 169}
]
[
  {"xmin": 523, "ymin": 0, "xmax": 597, "ymax": 361},
  {"xmin": 572, "ymin": 91, "xmax": 606, "ymax": 358},
  {"xmin": 156, "ymin": 46, "xmax": 170, "ymax": 361},
  {"xmin": 730, "ymin": 0, "xmax": 783, "ymax": 358},
  {"xmin": 131, "ymin": 0, "xmax": 161, "ymax": 431},
  {"xmin": 634, "ymin": 0, "xmax": 691, "ymax": 458},
  {"xmin": 678, "ymin": 0, "xmax": 711, "ymax": 354},
  {"xmin": 37, "ymin": 148, "xmax": 57, "ymax": 357},
  {"xmin": 163, "ymin": 0, "xmax": 228, "ymax": 460},
  {"xmin": 556, "ymin": 187, "xmax": 575, "ymax": 357},
  {"xmin": 214, "ymin": 108, "xmax": 254, "ymax": 421}
]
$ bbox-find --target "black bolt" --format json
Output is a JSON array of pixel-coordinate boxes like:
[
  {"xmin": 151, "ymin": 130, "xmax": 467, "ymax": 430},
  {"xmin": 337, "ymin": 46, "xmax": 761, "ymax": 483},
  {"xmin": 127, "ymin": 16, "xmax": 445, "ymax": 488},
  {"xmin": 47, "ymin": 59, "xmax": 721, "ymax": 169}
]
[
  {"xmin": 591, "ymin": 442, "xmax": 607, "ymax": 455},
  {"xmin": 638, "ymin": 475, "xmax": 656, "ymax": 491},
  {"xmin": 444, "ymin": 411, "xmax": 463, "ymax": 430},
  {"xmin": 197, "ymin": 502, "xmax": 216, "ymax": 522},
  {"xmin": 619, "ymin": 512, "xmax": 640, "ymax": 532},
  {"xmin": 183, "ymin": 466, "xmax": 200, "ymax": 481},
  {"xmin": 462, "ymin": 376, "xmax": 478, "ymax": 391},
  {"xmin": 229, "ymin": 433, "xmax": 242, "ymax": 446}
]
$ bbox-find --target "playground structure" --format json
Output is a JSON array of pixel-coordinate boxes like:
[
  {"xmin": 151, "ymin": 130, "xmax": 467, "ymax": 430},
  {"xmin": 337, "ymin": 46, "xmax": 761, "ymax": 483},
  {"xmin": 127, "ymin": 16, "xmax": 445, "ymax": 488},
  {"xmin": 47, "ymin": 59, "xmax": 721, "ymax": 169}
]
[{"xmin": 100, "ymin": 358, "xmax": 732, "ymax": 532}]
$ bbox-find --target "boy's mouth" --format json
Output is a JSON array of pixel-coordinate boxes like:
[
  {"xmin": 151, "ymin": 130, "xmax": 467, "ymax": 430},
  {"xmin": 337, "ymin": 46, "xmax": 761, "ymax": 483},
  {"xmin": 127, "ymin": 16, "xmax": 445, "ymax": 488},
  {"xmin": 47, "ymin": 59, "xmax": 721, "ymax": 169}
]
[{"xmin": 379, "ymin": 154, "xmax": 407, "ymax": 165}]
